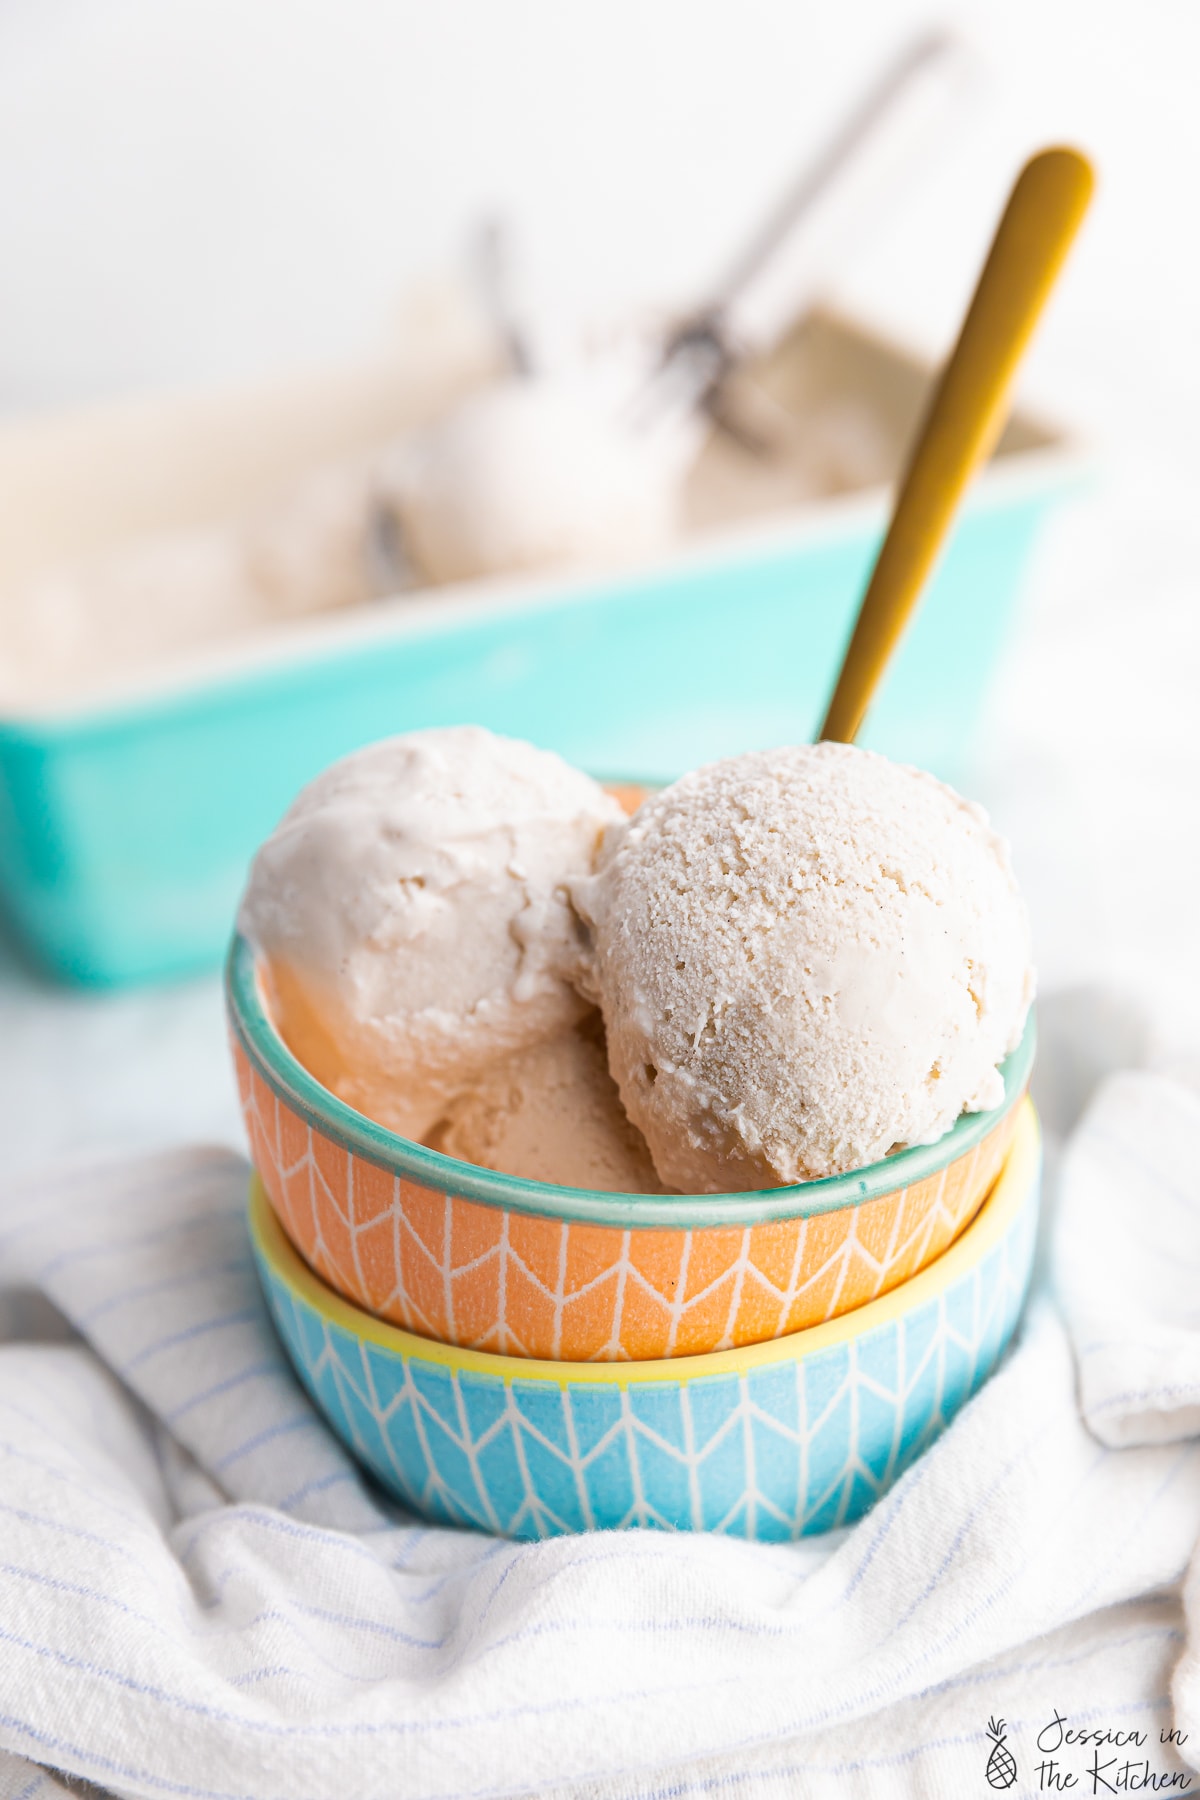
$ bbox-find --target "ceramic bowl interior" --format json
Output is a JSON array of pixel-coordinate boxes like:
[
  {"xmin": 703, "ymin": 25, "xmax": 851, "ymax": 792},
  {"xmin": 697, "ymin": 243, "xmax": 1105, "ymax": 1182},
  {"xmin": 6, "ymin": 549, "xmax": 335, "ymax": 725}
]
[
  {"xmin": 251, "ymin": 1099, "xmax": 1041, "ymax": 1541},
  {"xmin": 229, "ymin": 933, "xmax": 1035, "ymax": 1362}
]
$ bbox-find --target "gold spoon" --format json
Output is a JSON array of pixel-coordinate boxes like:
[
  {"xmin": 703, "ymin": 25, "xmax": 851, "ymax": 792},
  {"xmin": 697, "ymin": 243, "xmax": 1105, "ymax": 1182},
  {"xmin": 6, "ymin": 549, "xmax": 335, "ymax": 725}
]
[{"xmin": 818, "ymin": 145, "xmax": 1095, "ymax": 746}]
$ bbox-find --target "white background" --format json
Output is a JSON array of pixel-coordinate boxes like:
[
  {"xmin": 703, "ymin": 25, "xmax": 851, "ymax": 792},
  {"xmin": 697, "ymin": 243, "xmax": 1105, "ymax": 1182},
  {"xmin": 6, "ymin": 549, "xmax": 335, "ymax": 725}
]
[{"xmin": 1, "ymin": 0, "xmax": 1198, "ymax": 1171}]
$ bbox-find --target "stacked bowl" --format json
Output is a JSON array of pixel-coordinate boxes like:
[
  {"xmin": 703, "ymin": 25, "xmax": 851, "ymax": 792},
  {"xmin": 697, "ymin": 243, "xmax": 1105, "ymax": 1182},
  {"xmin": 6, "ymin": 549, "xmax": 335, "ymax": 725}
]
[{"xmin": 228, "ymin": 932, "xmax": 1039, "ymax": 1543}]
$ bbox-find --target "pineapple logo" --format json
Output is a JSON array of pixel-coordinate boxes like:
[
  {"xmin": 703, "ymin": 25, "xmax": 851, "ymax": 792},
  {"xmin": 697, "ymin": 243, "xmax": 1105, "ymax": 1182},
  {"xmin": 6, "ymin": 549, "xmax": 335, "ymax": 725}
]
[{"xmin": 985, "ymin": 1716, "xmax": 1017, "ymax": 1789}]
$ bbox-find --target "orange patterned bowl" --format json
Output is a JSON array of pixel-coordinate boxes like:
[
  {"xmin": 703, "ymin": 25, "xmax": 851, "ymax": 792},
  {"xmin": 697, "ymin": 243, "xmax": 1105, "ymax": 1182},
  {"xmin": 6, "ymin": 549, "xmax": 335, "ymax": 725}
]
[{"xmin": 227, "ymin": 933, "xmax": 1033, "ymax": 1363}]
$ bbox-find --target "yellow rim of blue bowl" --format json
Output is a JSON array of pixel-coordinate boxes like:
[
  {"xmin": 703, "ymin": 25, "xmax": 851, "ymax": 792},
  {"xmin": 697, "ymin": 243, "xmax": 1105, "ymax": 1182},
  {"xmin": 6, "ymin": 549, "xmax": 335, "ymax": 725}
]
[
  {"xmin": 249, "ymin": 1096, "xmax": 1039, "ymax": 1387},
  {"xmin": 227, "ymin": 931, "xmax": 1036, "ymax": 1230}
]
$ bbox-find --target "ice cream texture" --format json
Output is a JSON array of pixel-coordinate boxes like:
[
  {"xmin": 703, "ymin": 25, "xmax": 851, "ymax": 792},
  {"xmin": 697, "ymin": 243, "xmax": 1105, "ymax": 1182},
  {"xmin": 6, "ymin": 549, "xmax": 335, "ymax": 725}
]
[
  {"xmin": 572, "ymin": 742, "xmax": 1034, "ymax": 1192},
  {"xmin": 242, "ymin": 730, "xmax": 1032, "ymax": 1195},
  {"xmin": 424, "ymin": 1013, "xmax": 665, "ymax": 1194},
  {"xmin": 239, "ymin": 725, "xmax": 622, "ymax": 1142},
  {"xmin": 385, "ymin": 373, "xmax": 693, "ymax": 586}
]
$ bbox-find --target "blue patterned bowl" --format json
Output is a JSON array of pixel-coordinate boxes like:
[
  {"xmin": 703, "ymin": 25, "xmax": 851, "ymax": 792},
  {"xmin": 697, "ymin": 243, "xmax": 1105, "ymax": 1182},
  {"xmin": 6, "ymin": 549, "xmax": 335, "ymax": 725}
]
[{"xmin": 250, "ymin": 1100, "xmax": 1040, "ymax": 1541}]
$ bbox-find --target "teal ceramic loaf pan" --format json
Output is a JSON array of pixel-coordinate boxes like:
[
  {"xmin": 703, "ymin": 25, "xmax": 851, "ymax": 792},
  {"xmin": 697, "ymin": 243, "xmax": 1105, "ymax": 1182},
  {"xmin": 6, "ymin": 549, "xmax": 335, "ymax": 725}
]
[{"xmin": 0, "ymin": 312, "xmax": 1085, "ymax": 986}]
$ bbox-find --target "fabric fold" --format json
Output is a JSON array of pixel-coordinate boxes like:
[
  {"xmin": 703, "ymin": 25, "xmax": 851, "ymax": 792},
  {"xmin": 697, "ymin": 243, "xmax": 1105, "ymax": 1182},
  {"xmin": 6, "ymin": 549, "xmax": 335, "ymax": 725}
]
[
  {"xmin": 1057, "ymin": 1071, "xmax": 1200, "ymax": 1448},
  {"xmin": 0, "ymin": 1073, "xmax": 1199, "ymax": 1799}
]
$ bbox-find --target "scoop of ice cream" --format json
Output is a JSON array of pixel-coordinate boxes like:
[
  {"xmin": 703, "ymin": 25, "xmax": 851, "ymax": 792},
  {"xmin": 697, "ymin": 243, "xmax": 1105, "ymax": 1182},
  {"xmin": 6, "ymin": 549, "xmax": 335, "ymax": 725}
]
[
  {"xmin": 240, "ymin": 725, "xmax": 622, "ymax": 1140},
  {"xmin": 385, "ymin": 374, "xmax": 692, "ymax": 586},
  {"xmin": 424, "ymin": 1013, "xmax": 665, "ymax": 1193},
  {"xmin": 573, "ymin": 742, "xmax": 1034, "ymax": 1192}
]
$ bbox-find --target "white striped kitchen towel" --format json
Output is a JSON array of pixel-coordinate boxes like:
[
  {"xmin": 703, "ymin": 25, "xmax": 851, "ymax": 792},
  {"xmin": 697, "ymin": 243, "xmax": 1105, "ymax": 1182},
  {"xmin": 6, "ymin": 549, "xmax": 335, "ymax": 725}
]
[{"xmin": 1, "ymin": 1071, "xmax": 1200, "ymax": 1800}]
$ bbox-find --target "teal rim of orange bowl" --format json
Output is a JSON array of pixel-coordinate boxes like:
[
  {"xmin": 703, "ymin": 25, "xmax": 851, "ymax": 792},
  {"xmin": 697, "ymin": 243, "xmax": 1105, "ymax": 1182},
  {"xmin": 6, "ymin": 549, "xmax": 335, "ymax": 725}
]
[
  {"xmin": 227, "ymin": 930, "xmax": 1037, "ymax": 1228},
  {"xmin": 249, "ymin": 1100, "xmax": 1040, "ymax": 1539}
]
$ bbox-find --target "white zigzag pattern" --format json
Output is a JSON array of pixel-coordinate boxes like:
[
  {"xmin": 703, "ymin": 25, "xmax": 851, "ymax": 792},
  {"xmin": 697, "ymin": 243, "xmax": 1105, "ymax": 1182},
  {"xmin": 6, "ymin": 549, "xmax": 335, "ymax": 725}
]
[
  {"xmin": 265, "ymin": 1206, "xmax": 1032, "ymax": 1542},
  {"xmin": 240, "ymin": 1052, "xmax": 995, "ymax": 1363}
]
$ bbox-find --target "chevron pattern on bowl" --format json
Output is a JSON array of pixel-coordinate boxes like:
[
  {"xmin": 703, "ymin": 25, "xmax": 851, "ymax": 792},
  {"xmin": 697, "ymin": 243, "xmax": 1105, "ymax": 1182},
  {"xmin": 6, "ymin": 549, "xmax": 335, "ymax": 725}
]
[
  {"xmin": 251, "ymin": 1099, "xmax": 1039, "ymax": 1542},
  {"xmin": 229, "ymin": 936, "xmax": 1034, "ymax": 1363}
]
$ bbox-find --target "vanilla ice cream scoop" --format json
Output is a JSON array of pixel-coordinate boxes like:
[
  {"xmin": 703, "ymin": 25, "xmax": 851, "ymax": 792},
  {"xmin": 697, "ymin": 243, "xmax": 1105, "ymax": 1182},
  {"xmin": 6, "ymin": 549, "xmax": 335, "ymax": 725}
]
[
  {"xmin": 385, "ymin": 372, "xmax": 696, "ymax": 586},
  {"xmin": 240, "ymin": 725, "xmax": 622, "ymax": 1140},
  {"xmin": 573, "ymin": 742, "xmax": 1034, "ymax": 1191}
]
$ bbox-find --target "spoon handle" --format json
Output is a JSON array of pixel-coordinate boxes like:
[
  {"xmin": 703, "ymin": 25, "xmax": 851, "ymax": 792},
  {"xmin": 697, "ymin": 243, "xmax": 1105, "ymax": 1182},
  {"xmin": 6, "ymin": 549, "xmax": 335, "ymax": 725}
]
[{"xmin": 818, "ymin": 145, "xmax": 1094, "ymax": 746}]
